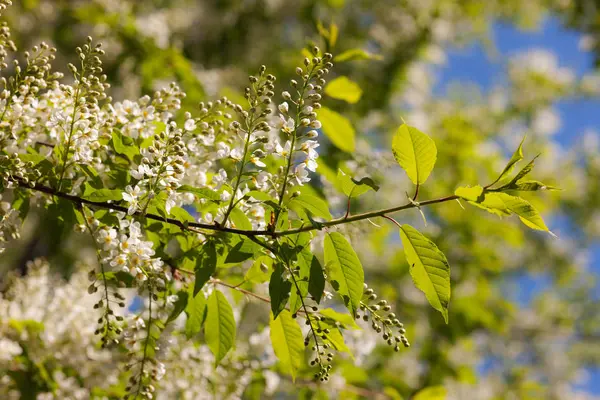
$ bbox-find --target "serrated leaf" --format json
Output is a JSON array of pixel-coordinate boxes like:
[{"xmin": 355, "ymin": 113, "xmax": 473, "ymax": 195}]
[
  {"xmin": 82, "ymin": 183, "xmax": 123, "ymax": 202},
  {"xmin": 205, "ymin": 290, "xmax": 236, "ymax": 365},
  {"xmin": 324, "ymin": 232, "xmax": 364, "ymax": 316},
  {"xmin": 170, "ymin": 206, "xmax": 195, "ymax": 223},
  {"xmin": 288, "ymin": 194, "xmax": 332, "ymax": 220},
  {"xmin": 269, "ymin": 263, "xmax": 292, "ymax": 319},
  {"xmin": 319, "ymin": 107, "xmax": 356, "ymax": 153},
  {"xmin": 392, "ymin": 124, "xmax": 437, "ymax": 185},
  {"xmin": 336, "ymin": 169, "xmax": 379, "ymax": 198},
  {"xmin": 184, "ymin": 291, "xmax": 206, "ymax": 338},
  {"xmin": 176, "ymin": 185, "xmax": 221, "ymax": 202},
  {"xmin": 507, "ymin": 155, "xmax": 538, "ymax": 185},
  {"xmin": 270, "ymin": 310, "xmax": 304, "ymax": 381},
  {"xmin": 324, "ymin": 76, "xmax": 363, "ymax": 104},
  {"xmin": 193, "ymin": 241, "xmax": 217, "ymax": 296},
  {"xmin": 334, "ymin": 48, "xmax": 383, "ymax": 62},
  {"xmin": 399, "ymin": 224, "xmax": 450, "ymax": 323}
]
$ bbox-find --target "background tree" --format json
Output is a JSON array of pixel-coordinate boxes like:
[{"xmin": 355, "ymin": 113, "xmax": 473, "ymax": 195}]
[{"xmin": 1, "ymin": 0, "xmax": 599, "ymax": 399}]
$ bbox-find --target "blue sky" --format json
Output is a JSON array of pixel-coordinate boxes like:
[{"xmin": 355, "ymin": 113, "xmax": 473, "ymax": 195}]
[{"xmin": 436, "ymin": 17, "xmax": 600, "ymax": 394}]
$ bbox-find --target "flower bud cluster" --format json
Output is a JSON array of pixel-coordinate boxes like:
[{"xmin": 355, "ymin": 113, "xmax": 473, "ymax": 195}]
[
  {"xmin": 0, "ymin": 193, "xmax": 20, "ymax": 253},
  {"xmin": 273, "ymin": 47, "xmax": 333, "ymax": 190},
  {"xmin": 358, "ymin": 283, "xmax": 410, "ymax": 351}
]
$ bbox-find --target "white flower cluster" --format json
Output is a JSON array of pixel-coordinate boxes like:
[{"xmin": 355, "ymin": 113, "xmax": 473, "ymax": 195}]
[{"xmin": 85, "ymin": 211, "xmax": 169, "ymax": 284}]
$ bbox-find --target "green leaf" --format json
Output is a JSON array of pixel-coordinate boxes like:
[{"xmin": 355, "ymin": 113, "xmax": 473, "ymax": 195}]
[
  {"xmin": 176, "ymin": 185, "xmax": 221, "ymax": 202},
  {"xmin": 184, "ymin": 291, "xmax": 207, "ymax": 338},
  {"xmin": 392, "ymin": 124, "xmax": 437, "ymax": 185},
  {"xmin": 193, "ymin": 242, "xmax": 217, "ymax": 296},
  {"xmin": 319, "ymin": 107, "xmax": 356, "ymax": 153},
  {"xmin": 324, "ymin": 232, "xmax": 364, "ymax": 316},
  {"xmin": 288, "ymin": 194, "xmax": 332, "ymax": 221},
  {"xmin": 269, "ymin": 263, "xmax": 292, "ymax": 319},
  {"xmin": 507, "ymin": 180, "xmax": 560, "ymax": 191},
  {"xmin": 289, "ymin": 249, "xmax": 311, "ymax": 315},
  {"xmin": 205, "ymin": 290, "xmax": 236, "ymax": 365},
  {"xmin": 229, "ymin": 207, "xmax": 253, "ymax": 230},
  {"xmin": 81, "ymin": 183, "xmax": 123, "ymax": 202},
  {"xmin": 319, "ymin": 308, "xmax": 360, "ymax": 329},
  {"xmin": 170, "ymin": 206, "xmax": 195, "ymax": 223},
  {"xmin": 244, "ymin": 255, "xmax": 273, "ymax": 283},
  {"xmin": 224, "ymin": 238, "xmax": 258, "ymax": 264},
  {"xmin": 307, "ymin": 252, "xmax": 326, "ymax": 304},
  {"xmin": 334, "ymin": 48, "xmax": 383, "ymax": 63},
  {"xmin": 324, "ymin": 76, "xmax": 363, "ymax": 104},
  {"xmin": 111, "ymin": 130, "xmax": 139, "ymax": 160},
  {"xmin": 413, "ymin": 386, "xmax": 447, "ymax": 400},
  {"xmin": 336, "ymin": 169, "xmax": 379, "ymax": 198},
  {"xmin": 455, "ymin": 188, "xmax": 554, "ymax": 235},
  {"xmin": 399, "ymin": 224, "xmax": 451, "ymax": 323},
  {"xmin": 490, "ymin": 136, "xmax": 525, "ymax": 187},
  {"xmin": 167, "ymin": 290, "xmax": 188, "ymax": 324},
  {"xmin": 269, "ymin": 310, "xmax": 304, "ymax": 381}
]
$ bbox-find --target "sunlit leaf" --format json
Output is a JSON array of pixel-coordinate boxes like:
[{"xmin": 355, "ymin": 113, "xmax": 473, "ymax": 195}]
[
  {"xmin": 324, "ymin": 232, "xmax": 364, "ymax": 316},
  {"xmin": 325, "ymin": 76, "xmax": 363, "ymax": 103},
  {"xmin": 336, "ymin": 169, "xmax": 379, "ymax": 198},
  {"xmin": 392, "ymin": 124, "xmax": 437, "ymax": 185},
  {"xmin": 334, "ymin": 48, "xmax": 383, "ymax": 62},
  {"xmin": 184, "ymin": 291, "xmax": 207, "ymax": 338},
  {"xmin": 399, "ymin": 225, "xmax": 450, "ymax": 323},
  {"xmin": 288, "ymin": 194, "xmax": 332, "ymax": 220},
  {"xmin": 176, "ymin": 185, "xmax": 221, "ymax": 202},
  {"xmin": 490, "ymin": 136, "xmax": 525, "ymax": 187},
  {"xmin": 270, "ymin": 310, "xmax": 304, "ymax": 381},
  {"xmin": 205, "ymin": 290, "xmax": 236, "ymax": 365},
  {"xmin": 82, "ymin": 183, "xmax": 123, "ymax": 202},
  {"xmin": 319, "ymin": 107, "xmax": 356, "ymax": 153},
  {"xmin": 413, "ymin": 386, "xmax": 447, "ymax": 400}
]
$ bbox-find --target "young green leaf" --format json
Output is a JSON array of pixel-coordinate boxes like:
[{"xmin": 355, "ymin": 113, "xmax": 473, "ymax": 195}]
[
  {"xmin": 399, "ymin": 224, "xmax": 451, "ymax": 323},
  {"xmin": 334, "ymin": 48, "xmax": 383, "ymax": 62},
  {"xmin": 336, "ymin": 169, "xmax": 379, "ymax": 198},
  {"xmin": 324, "ymin": 76, "xmax": 363, "ymax": 104},
  {"xmin": 391, "ymin": 124, "xmax": 437, "ymax": 185},
  {"xmin": 455, "ymin": 188, "xmax": 554, "ymax": 235},
  {"xmin": 324, "ymin": 232, "xmax": 364, "ymax": 316},
  {"xmin": 269, "ymin": 310, "xmax": 304, "ymax": 381},
  {"xmin": 205, "ymin": 290, "xmax": 236, "ymax": 365},
  {"xmin": 318, "ymin": 107, "xmax": 356, "ymax": 153},
  {"xmin": 288, "ymin": 194, "xmax": 332, "ymax": 220},
  {"xmin": 269, "ymin": 262, "xmax": 292, "ymax": 319},
  {"xmin": 489, "ymin": 136, "xmax": 525, "ymax": 187},
  {"xmin": 193, "ymin": 241, "xmax": 217, "ymax": 296},
  {"xmin": 184, "ymin": 291, "xmax": 207, "ymax": 338}
]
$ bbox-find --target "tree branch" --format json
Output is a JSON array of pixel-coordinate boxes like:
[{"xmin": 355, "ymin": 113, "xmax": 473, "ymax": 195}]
[{"xmin": 12, "ymin": 179, "xmax": 458, "ymax": 237}]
